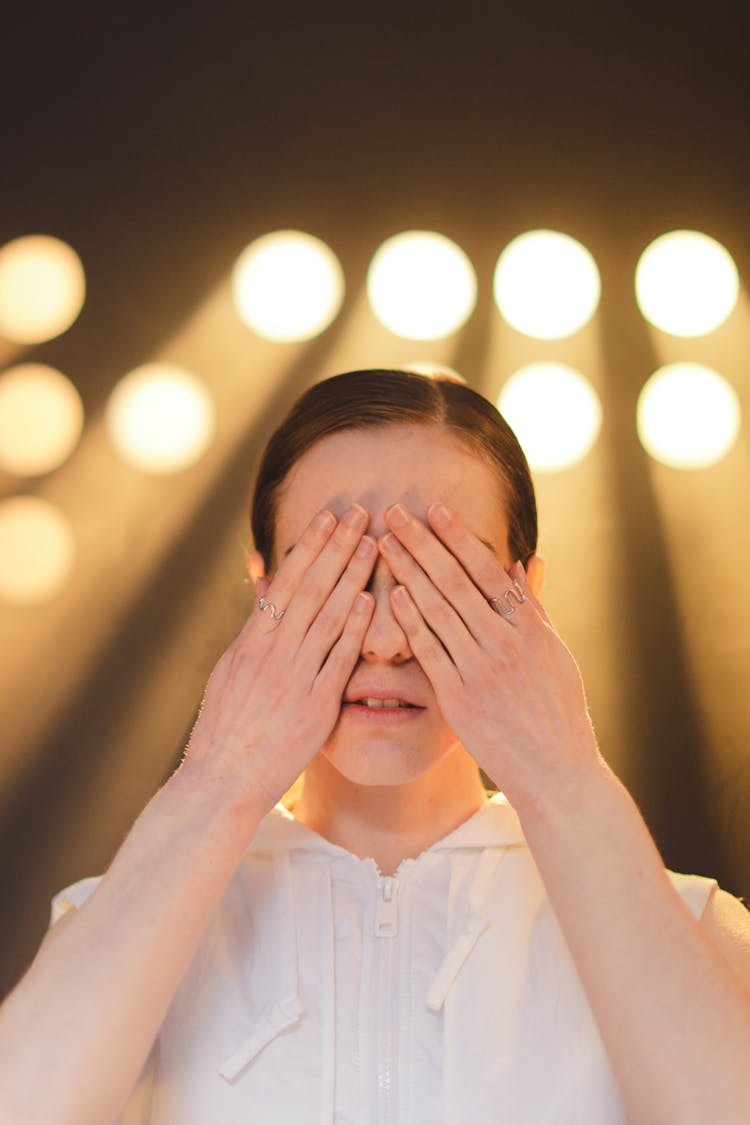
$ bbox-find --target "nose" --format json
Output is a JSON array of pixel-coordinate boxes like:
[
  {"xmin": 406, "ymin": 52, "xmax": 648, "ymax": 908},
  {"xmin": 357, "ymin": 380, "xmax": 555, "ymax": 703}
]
[{"xmin": 360, "ymin": 554, "xmax": 413, "ymax": 664}]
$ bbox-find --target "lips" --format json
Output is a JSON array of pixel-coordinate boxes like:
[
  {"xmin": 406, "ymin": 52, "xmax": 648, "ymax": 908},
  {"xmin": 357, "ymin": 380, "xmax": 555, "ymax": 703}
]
[{"xmin": 350, "ymin": 697, "xmax": 417, "ymax": 709}]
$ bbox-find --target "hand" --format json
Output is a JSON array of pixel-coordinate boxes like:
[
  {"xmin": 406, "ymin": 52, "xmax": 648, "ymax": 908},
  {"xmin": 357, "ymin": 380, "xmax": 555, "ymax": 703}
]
[
  {"xmin": 181, "ymin": 504, "xmax": 376, "ymax": 816},
  {"xmin": 379, "ymin": 501, "xmax": 600, "ymax": 808}
]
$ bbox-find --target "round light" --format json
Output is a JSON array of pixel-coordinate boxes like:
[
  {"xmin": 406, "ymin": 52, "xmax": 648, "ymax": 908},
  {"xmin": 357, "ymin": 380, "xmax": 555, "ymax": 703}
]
[
  {"xmin": 106, "ymin": 364, "xmax": 215, "ymax": 473},
  {"xmin": 637, "ymin": 363, "xmax": 741, "ymax": 468},
  {"xmin": 493, "ymin": 230, "xmax": 601, "ymax": 339},
  {"xmin": 0, "ymin": 235, "xmax": 86, "ymax": 344},
  {"xmin": 635, "ymin": 231, "xmax": 739, "ymax": 337},
  {"xmin": 232, "ymin": 230, "xmax": 344, "ymax": 341},
  {"xmin": 0, "ymin": 497, "xmax": 75, "ymax": 604},
  {"xmin": 0, "ymin": 364, "xmax": 84, "ymax": 475},
  {"xmin": 366, "ymin": 231, "xmax": 477, "ymax": 340},
  {"xmin": 496, "ymin": 363, "xmax": 602, "ymax": 471}
]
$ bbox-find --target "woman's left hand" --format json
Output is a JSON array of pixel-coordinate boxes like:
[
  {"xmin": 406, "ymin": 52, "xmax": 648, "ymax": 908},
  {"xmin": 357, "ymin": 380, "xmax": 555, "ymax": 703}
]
[{"xmin": 379, "ymin": 500, "xmax": 602, "ymax": 808}]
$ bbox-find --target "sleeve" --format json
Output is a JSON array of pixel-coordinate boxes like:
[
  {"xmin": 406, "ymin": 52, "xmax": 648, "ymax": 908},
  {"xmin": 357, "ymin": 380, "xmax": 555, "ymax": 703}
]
[
  {"xmin": 666, "ymin": 869, "xmax": 719, "ymax": 920},
  {"xmin": 49, "ymin": 875, "xmax": 103, "ymax": 926}
]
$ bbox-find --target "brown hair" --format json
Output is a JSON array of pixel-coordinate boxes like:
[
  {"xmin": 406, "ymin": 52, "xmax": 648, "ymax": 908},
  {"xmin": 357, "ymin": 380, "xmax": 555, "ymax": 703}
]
[{"xmin": 251, "ymin": 368, "xmax": 537, "ymax": 569}]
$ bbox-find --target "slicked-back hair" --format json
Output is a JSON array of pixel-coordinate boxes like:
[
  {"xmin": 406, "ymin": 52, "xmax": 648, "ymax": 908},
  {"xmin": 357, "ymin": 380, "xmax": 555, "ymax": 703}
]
[{"xmin": 250, "ymin": 369, "xmax": 537, "ymax": 570}]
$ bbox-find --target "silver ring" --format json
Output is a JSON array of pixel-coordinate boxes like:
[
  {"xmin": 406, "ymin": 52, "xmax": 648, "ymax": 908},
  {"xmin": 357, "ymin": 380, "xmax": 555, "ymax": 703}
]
[
  {"xmin": 258, "ymin": 595, "xmax": 285, "ymax": 622},
  {"xmin": 489, "ymin": 580, "xmax": 526, "ymax": 618}
]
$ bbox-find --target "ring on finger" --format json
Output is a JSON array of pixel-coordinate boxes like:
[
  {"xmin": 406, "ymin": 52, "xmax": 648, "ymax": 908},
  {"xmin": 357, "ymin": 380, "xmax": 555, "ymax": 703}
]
[
  {"xmin": 489, "ymin": 580, "xmax": 526, "ymax": 618},
  {"xmin": 258, "ymin": 595, "xmax": 286, "ymax": 622}
]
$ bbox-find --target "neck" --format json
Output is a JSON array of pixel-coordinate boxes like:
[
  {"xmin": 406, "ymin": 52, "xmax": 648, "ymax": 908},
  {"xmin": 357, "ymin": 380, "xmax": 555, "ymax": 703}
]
[{"xmin": 290, "ymin": 747, "xmax": 488, "ymax": 876}]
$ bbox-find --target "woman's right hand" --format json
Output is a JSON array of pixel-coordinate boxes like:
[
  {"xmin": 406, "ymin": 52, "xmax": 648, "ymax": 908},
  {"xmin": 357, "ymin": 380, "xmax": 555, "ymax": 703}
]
[{"xmin": 180, "ymin": 503, "xmax": 376, "ymax": 818}]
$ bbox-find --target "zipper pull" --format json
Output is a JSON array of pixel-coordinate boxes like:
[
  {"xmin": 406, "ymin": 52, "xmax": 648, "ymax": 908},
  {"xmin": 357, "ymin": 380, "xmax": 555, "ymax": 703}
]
[{"xmin": 375, "ymin": 874, "xmax": 399, "ymax": 937}]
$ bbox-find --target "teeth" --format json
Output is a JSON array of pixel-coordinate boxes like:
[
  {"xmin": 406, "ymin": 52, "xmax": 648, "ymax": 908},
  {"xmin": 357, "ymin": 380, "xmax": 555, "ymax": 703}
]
[{"xmin": 357, "ymin": 698, "xmax": 409, "ymax": 709}]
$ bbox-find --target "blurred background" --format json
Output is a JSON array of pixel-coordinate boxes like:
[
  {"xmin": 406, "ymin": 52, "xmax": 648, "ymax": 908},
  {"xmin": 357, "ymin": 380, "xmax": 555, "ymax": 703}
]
[{"xmin": 2, "ymin": 1, "xmax": 750, "ymax": 994}]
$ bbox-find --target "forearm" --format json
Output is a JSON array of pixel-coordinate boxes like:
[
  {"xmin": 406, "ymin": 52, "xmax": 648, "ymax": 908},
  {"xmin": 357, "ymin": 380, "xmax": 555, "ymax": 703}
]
[
  {"xmin": 514, "ymin": 753, "xmax": 750, "ymax": 1125},
  {"xmin": 0, "ymin": 765, "xmax": 264, "ymax": 1125}
]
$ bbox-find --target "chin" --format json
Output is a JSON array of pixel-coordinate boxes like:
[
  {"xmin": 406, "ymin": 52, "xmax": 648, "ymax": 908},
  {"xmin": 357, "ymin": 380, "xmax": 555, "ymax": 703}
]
[{"xmin": 318, "ymin": 734, "xmax": 458, "ymax": 788}]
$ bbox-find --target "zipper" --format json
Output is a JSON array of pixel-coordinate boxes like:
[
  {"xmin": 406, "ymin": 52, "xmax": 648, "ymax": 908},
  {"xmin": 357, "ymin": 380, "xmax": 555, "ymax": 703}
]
[{"xmin": 374, "ymin": 874, "xmax": 399, "ymax": 1124}]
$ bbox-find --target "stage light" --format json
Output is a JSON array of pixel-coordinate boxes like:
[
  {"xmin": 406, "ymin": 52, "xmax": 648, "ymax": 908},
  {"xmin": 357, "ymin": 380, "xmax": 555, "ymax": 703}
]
[
  {"xmin": 232, "ymin": 230, "xmax": 344, "ymax": 341},
  {"xmin": 0, "ymin": 497, "xmax": 75, "ymax": 604},
  {"xmin": 106, "ymin": 363, "xmax": 215, "ymax": 473},
  {"xmin": 493, "ymin": 230, "xmax": 600, "ymax": 339},
  {"xmin": 637, "ymin": 363, "xmax": 740, "ymax": 468},
  {"xmin": 496, "ymin": 363, "xmax": 602, "ymax": 470},
  {"xmin": 0, "ymin": 364, "xmax": 84, "ymax": 475},
  {"xmin": 366, "ymin": 231, "xmax": 477, "ymax": 340},
  {"xmin": 0, "ymin": 235, "xmax": 85, "ymax": 344},
  {"xmin": 635, "ymin": 231, "xmax": 738, "ymax": 337}
]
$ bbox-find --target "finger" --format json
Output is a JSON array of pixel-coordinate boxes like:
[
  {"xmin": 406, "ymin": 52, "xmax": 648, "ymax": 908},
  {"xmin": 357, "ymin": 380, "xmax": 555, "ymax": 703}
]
[
  {"xmin": 249, "ymin": 507, "xmax": 338, "ymax": 634},
  {"xmin": 283, "ymin": 503, "xmax": 372, "ymax": 643},
  {"xmin": 298, "ymin": 534, "xmax": 378, "ymax": 666},
  {"xmin": 384, "ymin": 502, "xmax": 502, "ymax": 643},
  {"xmin": 389, "ymin": 583, "xmax": 459, "ymax": 692},
  {"xmin": 313, "ymin": 590, "xmax": 375, "ymax": 699},
  {"xmin": 510, "ymin": 560, "xmax": 555, "ymax": 629},
  {"xmin": 424, "ymin": 502, "xmax": 539, "ymax": 634},
  {"xmin": 379, "ymin": 530, "xmax": 475, "ymax": 658}
]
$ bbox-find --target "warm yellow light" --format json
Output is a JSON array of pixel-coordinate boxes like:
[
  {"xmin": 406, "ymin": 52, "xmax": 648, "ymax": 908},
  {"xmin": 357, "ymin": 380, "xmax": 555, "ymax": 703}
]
[
  {"xmin": 636, "ymin": 363, "xmax": 741, "ymax": 468},
  {"xmin": 493, "ymin": 230, "xmax": 600, "ymax": 339},
  {"xmin": 0, "ymin": 364, "xmax": 84, "ymax": 475},
  {"xmin": 232, "ymin": 230, "xmax": 344, "ymax": 341},
  {"xmin": 496, "ymin": 363, "xmax": 602, "ymax": 471},
  {"xmin": 635, "ymin": 231, "xmax": 738, "ymax": 337},
  {"xmin": 0, "ymin": 235, "xmax": 86, "ymax": 344},
  {"xmin": 366, "ymin": 231, "xmax": 477, "ymax": 340},
  {"xmin": 0, "ymin": 497, "xmax": 75, "ymax": 604},
  {"xmin": 106, "ymin": 364, "xmax": 215, "ymax": 473}
]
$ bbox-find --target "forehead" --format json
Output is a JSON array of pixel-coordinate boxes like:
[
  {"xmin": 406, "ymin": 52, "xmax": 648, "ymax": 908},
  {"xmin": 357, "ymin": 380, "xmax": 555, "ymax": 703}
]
[{"xmin": 275, "ymin": 423, "xmax": 509, "ymax": 555}]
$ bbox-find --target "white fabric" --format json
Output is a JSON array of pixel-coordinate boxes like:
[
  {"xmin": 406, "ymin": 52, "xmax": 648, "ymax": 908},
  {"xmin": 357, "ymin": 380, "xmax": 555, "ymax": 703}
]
[{"xmin": 51, "ymin": 794, "xmax": 717, "ymax": 1124}]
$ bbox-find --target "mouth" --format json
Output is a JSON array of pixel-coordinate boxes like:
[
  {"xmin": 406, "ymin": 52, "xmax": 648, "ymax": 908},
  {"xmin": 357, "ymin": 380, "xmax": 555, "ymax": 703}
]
[
  {"xmin": 340, "ymin": 696, "xmax": 426, "ymax": 721},
  {"xmin": 349, "ymin": 697, "xmax": 417, "ymax": 709}
]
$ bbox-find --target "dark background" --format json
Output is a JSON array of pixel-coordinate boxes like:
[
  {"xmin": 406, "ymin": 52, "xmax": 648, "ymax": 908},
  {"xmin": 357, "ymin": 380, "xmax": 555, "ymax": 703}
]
[{"xmin": 2, "ymin": 1, "xmax": 750, "ymax": 994}]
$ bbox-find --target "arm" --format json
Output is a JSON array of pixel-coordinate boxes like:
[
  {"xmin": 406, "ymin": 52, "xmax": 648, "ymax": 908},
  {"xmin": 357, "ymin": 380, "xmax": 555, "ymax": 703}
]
[
  {"xmin": 0, "ymin": 504, "xmax": 376, "ymax": 1125},
  {"xmin": 515, "ymin": 757, "xmax": 750, "ymax": 1125},
  {"xmin": 380, "ymin": 500, "xmax": 750, "ymax": 1125}
]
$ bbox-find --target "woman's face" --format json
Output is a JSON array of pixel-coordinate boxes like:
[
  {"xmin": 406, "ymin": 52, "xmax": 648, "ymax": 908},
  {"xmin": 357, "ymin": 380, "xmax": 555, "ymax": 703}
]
[{"xmin": 270, "ymin": 423, "xmax": 514, "ymax": 786}]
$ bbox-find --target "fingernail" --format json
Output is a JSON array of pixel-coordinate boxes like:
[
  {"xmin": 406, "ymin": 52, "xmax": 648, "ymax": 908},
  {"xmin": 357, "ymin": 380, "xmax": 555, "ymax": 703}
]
[
  {"xmin": 428, "ymin": 501, "xmax": 451, "ymax": 527},
  {"xmin": 386, "ymin": 503, "xmax": 408, "ymax": 528},
  {"xmin": 344, "ymin": 503, "xmax": 367, "ymax": 527},
  {"xmin": 313, "ymin": 509, "xmax": 336, "ymax": 530},
  {"xmin": 356, "ymin": 535, "xmax": 375, "ymax": 558},
  {"xmin": 380, "ymin": 531, "xmax": 399, "ymax": 553},
  {"xmin": 354, "ymin": 591, "xmax": 372, "ymax": 613}
]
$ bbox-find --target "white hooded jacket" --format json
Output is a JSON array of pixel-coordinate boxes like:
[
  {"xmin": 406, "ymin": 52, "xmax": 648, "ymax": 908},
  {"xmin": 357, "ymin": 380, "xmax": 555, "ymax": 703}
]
[{"xmin": 52, "ymin": 793, "xmax": 716, "ymax": 1124}]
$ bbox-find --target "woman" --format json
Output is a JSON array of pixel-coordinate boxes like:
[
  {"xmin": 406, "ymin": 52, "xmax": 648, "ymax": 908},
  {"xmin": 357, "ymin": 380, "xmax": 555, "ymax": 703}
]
[{"xmin": 0, "ymin": 368, "xmax": 748, "ymax": 1124}]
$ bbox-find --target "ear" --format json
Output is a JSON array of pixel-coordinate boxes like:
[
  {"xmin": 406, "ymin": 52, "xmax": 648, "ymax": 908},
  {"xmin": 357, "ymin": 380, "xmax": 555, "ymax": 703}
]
[
  {"xmin": 247, "ymin": 549, "xmax": 270, "ymax": 601},
  {"xmin": 525, "ymin": 553, "xmax": 545, "ymax": 597},
  {"xmin": 248, "ymin": 549, "xmax": 266, "ymax": 582}
]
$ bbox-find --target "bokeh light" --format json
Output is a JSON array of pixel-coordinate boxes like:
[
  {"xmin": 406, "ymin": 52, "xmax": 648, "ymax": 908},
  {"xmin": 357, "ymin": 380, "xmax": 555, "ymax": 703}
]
[
  {"xmin": 106, "ymin": 363, "xmax": 215, "ymax": 473},
  {"xmin": 635, "ymin": 231, "xmax": 739, "ymax": 337},
  {"xmin": 0, "ymin": 235, "xmax": 86, "ymax": 344},
  {"xmin": 366, "ymin": 231, "xmax": 477, "ymax": 340},
  {"xmin": 496, "ymin": 363, "xmax": 602, "ymax": 471},
  {"xmin": 0, "ymin": 364, "xmax": 84, "ymax": 475},
  {"xmin": 232, "ymin": 230, "xmax": 345, "ymax": 341},
  {"xmin": 493, "ymin": 230, "xmax": 601, "ymax": 339},
  {"xmin": 636, "ymin": 363, "xmax": 741, "ymax": 468},
  {"xmin": 0, "ymin": 497, "xmax": 75, "ymax": 604}
]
